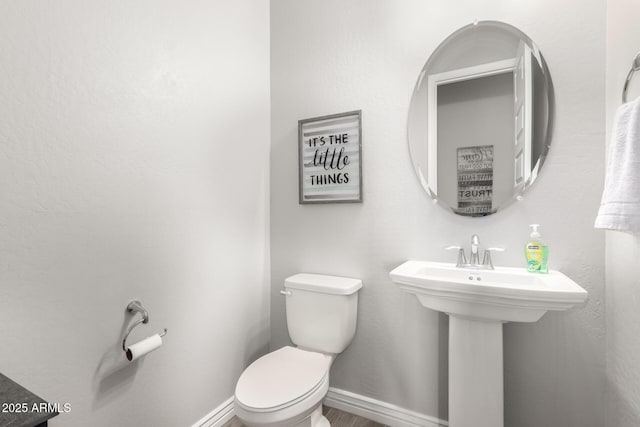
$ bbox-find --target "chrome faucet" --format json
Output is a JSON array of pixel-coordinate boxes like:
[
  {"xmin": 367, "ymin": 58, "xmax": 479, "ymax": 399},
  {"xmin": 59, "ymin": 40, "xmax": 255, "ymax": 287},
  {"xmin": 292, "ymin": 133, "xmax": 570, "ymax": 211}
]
[
  {"xmin": 446, "ymin": 234, "xmax": 504, "ymax": 270},
  {"xmin": 470, "ymin": 234, "xmax": 480, "ymax": 265}
]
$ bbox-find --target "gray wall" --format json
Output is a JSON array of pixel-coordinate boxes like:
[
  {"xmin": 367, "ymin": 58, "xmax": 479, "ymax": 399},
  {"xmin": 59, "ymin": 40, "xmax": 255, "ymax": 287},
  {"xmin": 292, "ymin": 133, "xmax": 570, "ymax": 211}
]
[
  {"xmin": 270, "ymin": 1, "xmax": 605, "ymax": 426},
  {"xmin": 0, "ymin": 1, "xmax": 270, "ymax": 426},
  {"xmin": 605, "ymin": 0, "xmax": 640, "ymax": 425}
]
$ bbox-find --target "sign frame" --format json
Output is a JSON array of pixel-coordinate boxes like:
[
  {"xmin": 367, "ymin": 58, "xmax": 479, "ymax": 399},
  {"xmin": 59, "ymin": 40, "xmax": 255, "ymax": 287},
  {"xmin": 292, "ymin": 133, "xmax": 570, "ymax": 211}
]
[{"xmin": 298, "ymin": 110, "xmax": 362, "ymax": 204}]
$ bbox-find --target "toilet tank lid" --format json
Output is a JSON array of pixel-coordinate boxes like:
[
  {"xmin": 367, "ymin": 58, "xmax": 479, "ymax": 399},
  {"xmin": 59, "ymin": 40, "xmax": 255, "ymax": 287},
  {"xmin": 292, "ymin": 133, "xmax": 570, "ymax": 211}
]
[{"xmin": 285, "ymin": 273, "xmax": 362, "ymax": 295}]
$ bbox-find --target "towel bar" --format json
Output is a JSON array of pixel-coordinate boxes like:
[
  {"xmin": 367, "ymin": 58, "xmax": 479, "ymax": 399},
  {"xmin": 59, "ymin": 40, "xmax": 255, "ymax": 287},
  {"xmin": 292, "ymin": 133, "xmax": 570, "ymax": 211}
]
[{"xmin": 622, "ymin": 52, "xmax": 640, "ymax": 103}]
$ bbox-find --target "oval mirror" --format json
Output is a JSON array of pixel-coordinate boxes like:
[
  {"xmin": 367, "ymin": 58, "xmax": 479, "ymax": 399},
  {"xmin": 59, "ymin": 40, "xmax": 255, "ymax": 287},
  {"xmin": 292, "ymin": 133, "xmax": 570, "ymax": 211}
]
[{"xmin": 408, "ymin": 21, "xmax": 554, "ymax": 217}]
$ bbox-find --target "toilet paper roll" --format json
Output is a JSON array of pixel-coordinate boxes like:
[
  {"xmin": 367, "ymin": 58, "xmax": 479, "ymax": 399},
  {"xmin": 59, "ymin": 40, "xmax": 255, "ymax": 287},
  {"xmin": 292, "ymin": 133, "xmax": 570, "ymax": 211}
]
[{"xmin": 126, "ymin": 334, "xmax": 162, "ymax": 362}]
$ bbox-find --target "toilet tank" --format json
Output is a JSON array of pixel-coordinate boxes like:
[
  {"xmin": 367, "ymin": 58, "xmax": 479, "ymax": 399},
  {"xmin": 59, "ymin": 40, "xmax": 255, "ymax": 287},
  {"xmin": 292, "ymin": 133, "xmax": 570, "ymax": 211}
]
[{"xmin": 284, "ymin": 273, "xmax": 362, "ymax": 355}]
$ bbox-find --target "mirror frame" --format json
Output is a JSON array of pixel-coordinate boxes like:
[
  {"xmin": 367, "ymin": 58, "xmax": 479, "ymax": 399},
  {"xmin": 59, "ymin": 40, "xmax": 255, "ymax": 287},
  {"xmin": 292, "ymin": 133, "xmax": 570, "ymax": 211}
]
[{"xmin": 408, "ymin": 20, "xmax": 555, "ymax": 216}]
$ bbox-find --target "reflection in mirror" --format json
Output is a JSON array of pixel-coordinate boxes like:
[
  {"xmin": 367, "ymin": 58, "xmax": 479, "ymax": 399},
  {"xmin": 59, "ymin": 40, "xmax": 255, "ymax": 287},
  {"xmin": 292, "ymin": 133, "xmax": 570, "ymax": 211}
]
[{"xmin": 408, "ymin": 21, "xmax": 553, "ymax": 217}]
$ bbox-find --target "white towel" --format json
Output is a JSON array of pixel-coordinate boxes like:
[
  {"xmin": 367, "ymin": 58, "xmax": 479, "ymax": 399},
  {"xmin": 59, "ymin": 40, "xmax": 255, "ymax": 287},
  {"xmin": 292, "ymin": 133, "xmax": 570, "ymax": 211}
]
[{"xmin": 595, "ymin": 96, "xmax": 640, "ymax": 232}]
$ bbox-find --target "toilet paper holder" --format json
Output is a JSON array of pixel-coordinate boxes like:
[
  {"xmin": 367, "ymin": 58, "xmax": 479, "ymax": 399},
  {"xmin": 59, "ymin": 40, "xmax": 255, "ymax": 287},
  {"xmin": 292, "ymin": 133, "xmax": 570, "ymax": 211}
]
[{"xmin": 122, "ymin": 300, "xmax": 167, "ymax": 352}]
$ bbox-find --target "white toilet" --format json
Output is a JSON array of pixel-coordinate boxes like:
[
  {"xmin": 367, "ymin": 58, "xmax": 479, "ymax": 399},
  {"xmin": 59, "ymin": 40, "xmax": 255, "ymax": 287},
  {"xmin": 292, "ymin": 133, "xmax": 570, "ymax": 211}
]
[{"xmin": 234, "ymin": 273, "xmax": 362, "ymax": 427}]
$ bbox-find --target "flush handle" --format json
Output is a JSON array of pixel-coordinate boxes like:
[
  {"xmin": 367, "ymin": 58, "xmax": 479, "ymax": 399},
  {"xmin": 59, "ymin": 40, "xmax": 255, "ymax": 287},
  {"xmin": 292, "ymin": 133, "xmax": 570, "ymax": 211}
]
[{"xmin": 279, "ymin": 290, "xmax": 292, "ymax": 297}]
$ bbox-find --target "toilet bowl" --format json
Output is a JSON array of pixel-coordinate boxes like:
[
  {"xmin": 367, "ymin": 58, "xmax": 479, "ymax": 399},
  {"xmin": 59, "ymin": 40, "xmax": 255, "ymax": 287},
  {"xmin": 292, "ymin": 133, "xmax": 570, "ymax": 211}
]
[
  {"xmin": 235, "ymin": 346, "xmax": 333, "ymax": 427},
  {"xmin": 234, "ymin": 273, "xmax": 362, "ymax": 427}
]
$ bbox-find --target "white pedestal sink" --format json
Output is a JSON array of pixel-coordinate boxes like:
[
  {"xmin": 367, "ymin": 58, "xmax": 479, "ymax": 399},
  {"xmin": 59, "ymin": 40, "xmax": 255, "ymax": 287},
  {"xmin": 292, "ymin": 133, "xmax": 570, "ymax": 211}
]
[{"xmin": 389, "ymin": 260, "xmax": 588, "ymax": 427}]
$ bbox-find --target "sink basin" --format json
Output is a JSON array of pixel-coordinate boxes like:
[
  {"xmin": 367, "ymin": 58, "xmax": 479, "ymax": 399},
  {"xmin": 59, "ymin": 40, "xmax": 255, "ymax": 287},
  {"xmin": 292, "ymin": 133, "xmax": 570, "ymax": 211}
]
[
  {"xmin": 390, "ymin": 260, "xmax": 588, "ymax": 322},
  {"xmin": 390, "ymin": 260, "xmax": 588, "ymax": 427}
]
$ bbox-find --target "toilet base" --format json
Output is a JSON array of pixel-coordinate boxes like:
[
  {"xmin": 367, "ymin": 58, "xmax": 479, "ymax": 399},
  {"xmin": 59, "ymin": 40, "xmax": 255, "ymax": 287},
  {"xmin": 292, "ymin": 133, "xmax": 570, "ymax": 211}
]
[
  {"xmin": 308, "ymin": 405, "xmax": 329, "ymax": 427},
  {"xmin": 275, "ymin": 404, "xmax": 328, "ymax": 427},
  {"xmin": 236, "ymin": 402, "xmax": 330, "ymax": 427}
]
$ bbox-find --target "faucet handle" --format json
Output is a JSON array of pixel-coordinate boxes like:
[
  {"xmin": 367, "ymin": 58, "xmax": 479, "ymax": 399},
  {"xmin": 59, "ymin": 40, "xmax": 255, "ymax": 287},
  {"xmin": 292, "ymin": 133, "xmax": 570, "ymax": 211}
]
[
  {"xmin": 445, "ymin": 246, "xmax": 467, "ymax": 266},
  {"xmin": 482, "ymin": 247, "xmax": 505, "ymax": 269}
]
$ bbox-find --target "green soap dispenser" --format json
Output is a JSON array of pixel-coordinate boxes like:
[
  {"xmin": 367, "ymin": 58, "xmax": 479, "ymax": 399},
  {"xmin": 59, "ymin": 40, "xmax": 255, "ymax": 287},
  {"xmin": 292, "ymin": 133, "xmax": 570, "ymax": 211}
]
[{"xmin": 525, "ymin": 224, "xmax": 548, "ymax": 274}]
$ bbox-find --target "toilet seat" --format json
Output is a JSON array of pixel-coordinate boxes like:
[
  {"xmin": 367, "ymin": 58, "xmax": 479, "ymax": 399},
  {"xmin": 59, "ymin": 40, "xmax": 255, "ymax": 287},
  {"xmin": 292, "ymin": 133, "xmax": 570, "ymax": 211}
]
[{"xmin": 235, "ymin": 346, "xmax": 332, "ymax": 412}]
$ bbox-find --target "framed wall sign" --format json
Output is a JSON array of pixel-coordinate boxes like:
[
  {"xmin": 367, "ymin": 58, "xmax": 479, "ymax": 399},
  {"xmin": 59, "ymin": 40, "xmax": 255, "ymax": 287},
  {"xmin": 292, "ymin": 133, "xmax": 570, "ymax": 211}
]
[
  {"xmin": 456, "ymin": 145, "xmax": 494, "ymax": 216},
  {"xmin": 298, "ymin": 110, "xmax": 362, "ymax": 204}
]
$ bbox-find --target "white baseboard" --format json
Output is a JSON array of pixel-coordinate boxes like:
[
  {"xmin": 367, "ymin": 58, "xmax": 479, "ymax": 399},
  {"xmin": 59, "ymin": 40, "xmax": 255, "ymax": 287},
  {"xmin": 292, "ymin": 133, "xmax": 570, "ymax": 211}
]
[
  {"xmin": 192, "ymin": 396, "xmax": 235, "ymax": 427},
  {"xmin": 324, "ymin": 387, "xmax": 448, "ymax": 427},
  {"xmin": 192, "ymin": 388, "xmax": 447, "ymax": 427}
]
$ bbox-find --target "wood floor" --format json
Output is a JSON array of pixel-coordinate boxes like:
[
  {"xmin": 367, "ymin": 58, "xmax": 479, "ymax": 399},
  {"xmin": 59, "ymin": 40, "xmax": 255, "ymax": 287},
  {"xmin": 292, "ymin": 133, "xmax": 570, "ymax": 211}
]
[{"xmin": 222, "ymin": 406, "xmax": 387, "ymax": 427}]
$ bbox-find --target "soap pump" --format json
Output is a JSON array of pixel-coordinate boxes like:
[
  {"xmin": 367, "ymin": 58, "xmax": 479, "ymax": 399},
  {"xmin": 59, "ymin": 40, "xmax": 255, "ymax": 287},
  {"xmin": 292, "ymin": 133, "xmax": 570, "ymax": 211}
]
[{"xmin": 524, "ymin": 224, "xmax": 549, "ymax": 273}]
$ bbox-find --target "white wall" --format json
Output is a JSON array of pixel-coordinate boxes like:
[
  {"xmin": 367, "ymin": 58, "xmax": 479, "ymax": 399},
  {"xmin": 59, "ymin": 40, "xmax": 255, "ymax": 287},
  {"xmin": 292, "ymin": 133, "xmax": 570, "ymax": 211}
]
[
  {"xmin": 605, "ymin": 0, "xmax": 640, "ymax": 425},
  {"xmin": 0, "ymin": 1, "xmax": 270, "ymax": 426},
  {"xmin": 270, "ymin": 1, "xmax": 605, "ymax": 426}
]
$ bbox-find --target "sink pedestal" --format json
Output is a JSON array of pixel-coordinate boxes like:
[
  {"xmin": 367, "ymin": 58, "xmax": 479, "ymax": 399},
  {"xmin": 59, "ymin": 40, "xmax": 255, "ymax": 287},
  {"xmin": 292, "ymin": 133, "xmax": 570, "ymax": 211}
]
[
  {"xmin": 390, "ymin": 260, "xmax": 588, "ymax": 427},
  {"xmin": 449, "ymin": 316, "xmax": 503, "ymax": 427}
]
